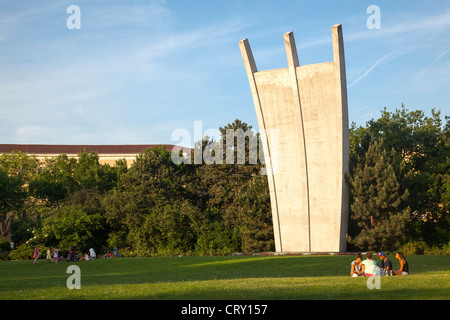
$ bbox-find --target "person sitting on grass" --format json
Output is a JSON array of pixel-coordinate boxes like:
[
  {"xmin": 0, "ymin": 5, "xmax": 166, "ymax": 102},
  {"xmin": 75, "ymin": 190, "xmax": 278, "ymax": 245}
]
[
  {"xmin": 377, "ymin": 252, "xmax": 393, "ymax": 276},
  {"xmin": 361, "ymin": 252, "xmax": 377, "ymax": 277},
  {"xmin": 68, "ymin": 246, "xmax": 79, "ymax": 261},
  {"xmin": 393, "ymin": 252, "xmax": 409, "ymax": 276},
  {"xmin": 112, "ymin": 248, "xmax": 121, "ymax": 257},
  {"xmin": 350, "ymin": 252, "xmax": 364, "ymax": 277},
  {"xmin": 89, "ymin": 248, "xmax": 96, "ymax": 260},
  {"xmin": 104, "ymin": 250, "xmax": 113, "ymax": 258}
]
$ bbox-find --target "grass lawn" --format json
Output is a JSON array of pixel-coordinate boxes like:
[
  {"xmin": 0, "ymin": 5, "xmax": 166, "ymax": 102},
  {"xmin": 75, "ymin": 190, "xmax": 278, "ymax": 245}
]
[{"xmin": 0, "ymin": 254, "xmax": 449, "ymax": 300}]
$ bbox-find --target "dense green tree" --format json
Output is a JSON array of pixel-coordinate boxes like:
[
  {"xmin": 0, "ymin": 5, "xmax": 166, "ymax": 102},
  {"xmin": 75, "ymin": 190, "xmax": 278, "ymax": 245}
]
[
  {"xmin": 102, "ymin": 146, "xmax": 203, "ymax": 255},
  {"xmin": 348, "ymin": 139, "xmax": 411, "ymax": 251},
  {"xmin": 193, "ymin": 120, "xmax": 262, "ymax": 218},
  {"xmin": 0, "ymin": 151, "xmax": 40, "ymax": 184},
  {"xmin": 231, "ymin": 175, "xmax": 274, "ymax": 252},
  {"xmin": 37, "ymin": 205, "xmax": 104, "ymax": 253},
  {"xmin": 350, "ymin": 105, "xmax": 449, "ymax": 246},
  {"xmin": 187, "ymin": 119, "xmax": 266, "ymax": 254},
  {"xmin": 0, "ymin": 169, "xmax": 27, "ymax": 239},
  {"xmin": 29, "ymin": 154, "xmax": 78, "ymax": 202},
  {"xmin": 28, "ymin": 151, "xmax": 127, "ymax": 206},
  {"xmin": 74, "ymin": 150, "xmax": 123, "ymax": 193}
]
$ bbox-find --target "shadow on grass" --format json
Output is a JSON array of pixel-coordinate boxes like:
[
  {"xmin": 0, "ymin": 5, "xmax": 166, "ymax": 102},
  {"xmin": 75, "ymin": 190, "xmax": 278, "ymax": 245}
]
[
  {"xmin": 78, "ymin": 255, "xmax": 351, "ymax": 285},
  {"xmin": 114, "ymin": 285, "xmax": 450, "ymax": 300}
]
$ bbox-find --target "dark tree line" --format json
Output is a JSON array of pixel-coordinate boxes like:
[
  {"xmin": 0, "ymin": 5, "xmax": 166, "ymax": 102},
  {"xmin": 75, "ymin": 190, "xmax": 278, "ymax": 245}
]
[{"xmin": 1, "ymin": 106, "xmax": 449, "ymax": 258}]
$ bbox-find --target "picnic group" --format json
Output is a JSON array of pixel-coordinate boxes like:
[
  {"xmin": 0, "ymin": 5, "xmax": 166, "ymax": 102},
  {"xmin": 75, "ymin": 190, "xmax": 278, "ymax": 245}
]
[
  {"xmin": 32, "ymin": 245, "xmax": 122, "ymax": 264},
  {"xmin": 350, "ymin": 251, "xmax": 409, "ymax": 277}
]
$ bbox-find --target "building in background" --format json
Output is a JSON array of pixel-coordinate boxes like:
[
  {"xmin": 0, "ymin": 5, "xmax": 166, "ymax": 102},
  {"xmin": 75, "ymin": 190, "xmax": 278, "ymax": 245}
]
[{"xmin": 0, "ymin": 144, "xmax": 189, "ymax": 167}]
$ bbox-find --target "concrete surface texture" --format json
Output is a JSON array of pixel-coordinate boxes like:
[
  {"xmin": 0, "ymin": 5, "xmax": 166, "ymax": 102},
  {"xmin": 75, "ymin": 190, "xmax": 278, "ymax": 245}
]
[{"xmin": 239, "ymin": 24, "xmax": 349, "ymax": 252}]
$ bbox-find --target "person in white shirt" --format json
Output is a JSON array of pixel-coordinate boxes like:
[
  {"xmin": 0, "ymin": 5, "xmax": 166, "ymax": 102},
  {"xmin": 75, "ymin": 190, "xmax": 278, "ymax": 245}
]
[
  {"xmin": 89, "ymin": 248, "xmax": 96, "ymax": 260},
  {"xmin": 53, "ymin": 247, "xmax": 59, "ymax": 264}
]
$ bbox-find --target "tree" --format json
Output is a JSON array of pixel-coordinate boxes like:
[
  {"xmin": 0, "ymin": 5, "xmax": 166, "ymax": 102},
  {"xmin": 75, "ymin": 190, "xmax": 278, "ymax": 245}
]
[
  {"xmin": 0, "ymin": 151, "xmax": 39, "ymax": 184},
  {"xmin": 231, "ymin": 174, "xmax": 274, "ymax": 252},
  {"xmin": 30, "ymin": 154, "xmax": 78, "ymax": 201},
  {"xmin": 193, "ymin": 119, "xmax": 263, "ymax": 217},
  {"xmin": 102, "ymin": 146, "xmax": 202, "ymax": 255},
  {"xmin": 0, "ymin": 169, "xmax": 27, "ymax": 239},
  {"xmin": 350, "ymin": 105, "xmax": 449, "ymax": 246},
  {"xmin": 37, "ymin": 205, "xmax": 104, "ymax": 253},
  {"xmin": 29, "ymin": 151, "xmax": 127, "ymax": 206},
  {"xmin": 186, "ymin": 119, "xmax": 269, "ymax": 253},
  {"xmin": 74, "ymin": 150, "xmax": 122, "ymax": 193},
  {"xmin": 347, "ymin": 139, "xmax": 411, "ymax": 251}
]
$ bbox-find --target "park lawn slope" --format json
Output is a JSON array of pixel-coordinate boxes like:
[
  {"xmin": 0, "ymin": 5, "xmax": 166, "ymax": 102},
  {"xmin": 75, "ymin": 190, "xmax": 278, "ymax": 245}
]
[{"xmin": 0, "ymin": 255, "xmax": 448, "ymax": 300}]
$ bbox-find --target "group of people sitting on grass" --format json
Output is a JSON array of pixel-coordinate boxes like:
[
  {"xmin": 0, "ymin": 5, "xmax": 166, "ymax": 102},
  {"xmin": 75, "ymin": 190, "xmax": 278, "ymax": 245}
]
[
  {"xmin": 33, "ymin": 245, "xmax": 98, "ymax": 264},
  {"xmin": 103, "ymin": 248, "xmax": 122, "ymax": 258},
  {"xmin": 34, "ymin": 244, "xmax": 123, "ymax": 263},
  {"xmin": 350, "ymin": 251, "xmax": 409, "ymax": 277},
  {"xmin": 61, "ymin": 246, "xmax": 98, "ymax": 262}
]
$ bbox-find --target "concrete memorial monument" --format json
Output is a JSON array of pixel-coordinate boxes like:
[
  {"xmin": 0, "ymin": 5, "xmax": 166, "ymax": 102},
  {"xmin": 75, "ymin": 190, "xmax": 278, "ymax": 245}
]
[{"xmin": 239, "ymin": 24, "xmax": 349, "ymax": 252}]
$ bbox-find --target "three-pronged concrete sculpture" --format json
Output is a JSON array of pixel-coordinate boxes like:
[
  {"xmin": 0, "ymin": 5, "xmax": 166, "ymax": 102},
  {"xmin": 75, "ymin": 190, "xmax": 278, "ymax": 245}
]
[{"xmin": 239, "ymin": 24, "xmax": 350, "ymax": 252}]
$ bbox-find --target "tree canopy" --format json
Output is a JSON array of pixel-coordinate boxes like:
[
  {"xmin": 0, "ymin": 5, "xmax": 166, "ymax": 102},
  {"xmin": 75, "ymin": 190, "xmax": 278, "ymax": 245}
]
[{"xmin": 1, "ymin": 107, "xmax": 449, "ymax": 257}]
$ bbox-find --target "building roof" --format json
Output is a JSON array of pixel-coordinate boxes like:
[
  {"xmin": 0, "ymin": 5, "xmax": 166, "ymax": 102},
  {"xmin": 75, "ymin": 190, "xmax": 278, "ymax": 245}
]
[{"xmin": 0, "ymin": 144, "xmax": 180, "ymax": 155}]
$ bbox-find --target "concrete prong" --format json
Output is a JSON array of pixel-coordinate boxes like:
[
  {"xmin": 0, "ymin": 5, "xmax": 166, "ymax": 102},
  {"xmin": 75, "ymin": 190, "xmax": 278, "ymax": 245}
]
[
  {"xmin": 284, "ymin": 31, "xmax": 300, "ymax": 68},
  {"xmin": 332, "ymin": 24, "xmax": 344, "ymax": 66},
  {"xmin": 239, "ymin": 38, "xmax": 258, "ymax": 74}
]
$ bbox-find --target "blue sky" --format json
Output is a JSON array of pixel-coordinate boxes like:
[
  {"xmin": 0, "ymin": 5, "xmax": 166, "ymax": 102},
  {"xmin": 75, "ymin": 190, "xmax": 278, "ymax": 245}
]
[{"xmin": 0, "ymin": 0, "xmax": 449, "ymax": 147}]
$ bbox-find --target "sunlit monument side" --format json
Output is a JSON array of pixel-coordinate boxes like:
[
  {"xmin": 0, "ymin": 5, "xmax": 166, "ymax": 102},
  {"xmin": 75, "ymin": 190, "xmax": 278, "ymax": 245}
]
[{"xmin": 239, "ymin": 24, "xmax": 349, "ymax": 252}]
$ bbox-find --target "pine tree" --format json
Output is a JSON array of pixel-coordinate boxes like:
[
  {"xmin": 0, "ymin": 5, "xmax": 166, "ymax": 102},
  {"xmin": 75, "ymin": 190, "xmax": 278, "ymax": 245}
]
[{"xmin": 348, "ymin": 139, "xmax": 411, "ymax": 251}]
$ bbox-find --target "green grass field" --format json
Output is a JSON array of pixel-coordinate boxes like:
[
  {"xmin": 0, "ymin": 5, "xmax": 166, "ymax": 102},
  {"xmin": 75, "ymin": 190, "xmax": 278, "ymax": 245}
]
[{"xmin": 0, "ymin": 255, "xmax": 449, "ymax": 300}]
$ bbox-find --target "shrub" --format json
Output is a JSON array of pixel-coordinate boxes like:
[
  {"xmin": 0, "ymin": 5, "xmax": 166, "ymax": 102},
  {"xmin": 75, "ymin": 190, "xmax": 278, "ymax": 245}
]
[
  {"xmin": 8, "ymin": 243, "xmax": 35, "ymax": 260},
  {"xmin": 0, "ymin": 238, "xmax": 11, "ymax": 251},
  {"xmin": 399, "ymin": 241, "xmax": 428, "ymax": 255},
  {"xmin": 399, "ymin": 241, "xmax": 450, "ymax": 255}
]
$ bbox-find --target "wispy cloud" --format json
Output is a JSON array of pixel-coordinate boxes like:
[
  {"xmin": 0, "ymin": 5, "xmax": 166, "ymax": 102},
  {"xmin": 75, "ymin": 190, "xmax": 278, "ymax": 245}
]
[
  {"xmin": 86, "ymin": 0, "xmax": 173, "ymax": 30},
  {"xmin": 419, "ymin": 48, "xmax": 450, "ymax": 72},
  {"xmin": 345, "ymin": 9, "xmax": 450, "ymax": 43},
  {"xmin": 0, "ymin": 0, "xmax": 66, "ymax": 41},
  {"xmin": 346, "ymin": 9, "xmax": 450, "ymax": 89},
  {"xmin": 348, "ymin": 52, "xmax": 398, "ymax": 88},
  {"xmin": 0, "ymin": 1, "xmax": 253, "ymax": 144},
  {"xmin": 1, "ymin": 1, "xmax": 448, "ymax": 144},
  {"xmin": 134, "ymin": 17, "xmax": 251, "ymax": 63},
  {"xmin": 412, "ymin": 48, "xmax": 450, "ymax": 92}
]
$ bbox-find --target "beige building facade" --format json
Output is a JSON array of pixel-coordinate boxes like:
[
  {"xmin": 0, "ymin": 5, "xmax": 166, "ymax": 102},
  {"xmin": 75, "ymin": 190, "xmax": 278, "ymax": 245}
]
[
  {"xmin": 0, "ymin": 144, "xmax": 180, "ymax": 167},
  {"xmin": 239, "ymin": 24, "xmax": 350, "ymax": 252}
]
